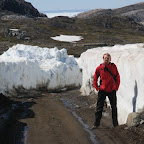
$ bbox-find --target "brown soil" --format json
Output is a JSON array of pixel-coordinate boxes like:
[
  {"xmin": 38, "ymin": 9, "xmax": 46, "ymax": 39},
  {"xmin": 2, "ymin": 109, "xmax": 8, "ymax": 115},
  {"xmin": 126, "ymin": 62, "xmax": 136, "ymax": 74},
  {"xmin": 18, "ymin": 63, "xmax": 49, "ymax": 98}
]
[{"xmin": 0, "ymin": 89, "xmax": 144, "ymax": 144}]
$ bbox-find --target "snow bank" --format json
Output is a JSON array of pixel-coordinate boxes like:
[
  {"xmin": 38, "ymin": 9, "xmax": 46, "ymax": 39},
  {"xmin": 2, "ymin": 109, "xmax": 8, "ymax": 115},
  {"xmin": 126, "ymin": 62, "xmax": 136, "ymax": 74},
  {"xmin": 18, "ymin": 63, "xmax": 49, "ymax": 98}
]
[
  {"xmin": 0, "ymin": 44, "xmax": 82, "ymax": 93},
  {"xmin": 51, "ymin": 35, "xmax": 83, "ymax": 43},
  {"xmin": 77, "ymin": 43, "xmax": 144, "ymax": 124}
]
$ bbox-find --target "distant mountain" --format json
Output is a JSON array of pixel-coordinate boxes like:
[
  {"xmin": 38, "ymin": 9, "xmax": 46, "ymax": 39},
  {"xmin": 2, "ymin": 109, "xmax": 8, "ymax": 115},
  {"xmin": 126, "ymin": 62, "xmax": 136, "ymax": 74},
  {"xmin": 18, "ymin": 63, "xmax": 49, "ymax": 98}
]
[
  {"xmin": 0, "ymin": 0, "xmax": 47, "ymax": 17},
  {"xmin": 77, "ymin": 2, "xmax": 144, "ymax": 24},
  {"xmin": 77, "ymin": 9, "xmax": 112, "ymax": 19},
  {"xmin": 113, "ymin": 2, "xmax": 144, "ymax": 15}
]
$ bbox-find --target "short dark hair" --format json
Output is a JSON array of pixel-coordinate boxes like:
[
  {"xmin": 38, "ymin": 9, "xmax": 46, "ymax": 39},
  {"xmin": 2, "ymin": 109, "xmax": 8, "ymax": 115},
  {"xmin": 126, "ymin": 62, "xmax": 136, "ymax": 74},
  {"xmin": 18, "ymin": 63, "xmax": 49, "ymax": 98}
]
[{"xmin": 103, "ymin": 53, "xmax": 111, "ymax": 59}]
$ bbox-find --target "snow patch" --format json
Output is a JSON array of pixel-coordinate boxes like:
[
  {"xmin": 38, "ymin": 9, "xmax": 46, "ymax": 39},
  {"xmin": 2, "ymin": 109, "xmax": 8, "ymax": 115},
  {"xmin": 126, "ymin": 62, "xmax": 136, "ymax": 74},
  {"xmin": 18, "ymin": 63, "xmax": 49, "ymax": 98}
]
[{"xmin": 51, "ymin": 35, "xmax": 83, "ymax": 43}]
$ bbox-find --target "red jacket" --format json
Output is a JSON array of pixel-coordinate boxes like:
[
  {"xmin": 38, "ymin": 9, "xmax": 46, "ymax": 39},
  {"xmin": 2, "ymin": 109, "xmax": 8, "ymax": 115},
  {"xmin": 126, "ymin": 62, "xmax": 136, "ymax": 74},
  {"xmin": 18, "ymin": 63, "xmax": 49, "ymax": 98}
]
[{"xmin": 93, "ymin": 62, "xmax": 120, "ymax": 92}]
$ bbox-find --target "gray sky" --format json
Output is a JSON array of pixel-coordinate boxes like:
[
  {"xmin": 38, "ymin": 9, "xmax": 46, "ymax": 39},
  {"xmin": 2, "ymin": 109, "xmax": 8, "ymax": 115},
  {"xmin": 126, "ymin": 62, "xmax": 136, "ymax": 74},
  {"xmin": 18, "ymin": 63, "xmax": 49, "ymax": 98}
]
[{"xmin": 25, "ymin": 0, "xmax": 144, "ymax": 11}]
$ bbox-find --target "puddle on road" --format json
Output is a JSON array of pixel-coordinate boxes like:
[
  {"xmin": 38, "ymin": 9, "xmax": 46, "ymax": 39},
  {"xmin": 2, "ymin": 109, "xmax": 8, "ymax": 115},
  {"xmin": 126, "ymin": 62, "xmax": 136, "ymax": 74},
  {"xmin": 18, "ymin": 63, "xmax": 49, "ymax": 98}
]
[
  {"xmin": 60, "ymin": 98, "xmax": 74, "ymax": 110},
  {"xmin": 23, "ymin": 126, "xmax": 28, "ymax": 144},
  {"xmin": 60, "ymin": 98, "xmax": 99, "ymax": 144},
  {"xmin": 19, "ymin": 102, "xmax": 29, "ymax": 144}
]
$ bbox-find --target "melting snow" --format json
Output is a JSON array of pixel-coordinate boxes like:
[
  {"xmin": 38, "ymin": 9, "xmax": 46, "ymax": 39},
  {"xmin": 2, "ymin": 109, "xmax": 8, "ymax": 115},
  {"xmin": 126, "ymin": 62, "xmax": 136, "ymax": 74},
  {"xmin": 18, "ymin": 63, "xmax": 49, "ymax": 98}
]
[
  {"xmin": 51, "ymin": 35, "xmax": 83, "ymax": 43},
  {"xmin": 0, "ymin": 44, "xmax": 82, "ymax": 93}
]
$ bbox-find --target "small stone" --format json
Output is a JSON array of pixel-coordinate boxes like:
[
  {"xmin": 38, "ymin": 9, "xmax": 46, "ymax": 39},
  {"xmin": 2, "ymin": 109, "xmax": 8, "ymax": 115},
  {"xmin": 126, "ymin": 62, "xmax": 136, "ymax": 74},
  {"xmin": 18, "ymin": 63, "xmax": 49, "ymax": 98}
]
[
  {"xmin": 28, "ymin": 98, "xmax": 33, "ymax": 101},
  {"xmin": 61, "ymin": 88, "xmax": 67, "ymax": 91},
  {"xmin": 124, "ymin": 127, "xmax": 129, "ymax": 130},
  {"xmin": 140, "ymin": 120, "xmax": 144, "ymax": 125},
  {"xmin": 102, "ymin": 112, "xmax": 110, "ymax": 117},
  {"xmin": 75, "ymin": 105, "xmax": 80, "ymax": 108},
  {"xmin": 24, "ymin": 37, "xmax": 31, "ymax": 40},
  {"xmin": 89, "ymin": 103, "xmax": 96, "ymax": 109}
]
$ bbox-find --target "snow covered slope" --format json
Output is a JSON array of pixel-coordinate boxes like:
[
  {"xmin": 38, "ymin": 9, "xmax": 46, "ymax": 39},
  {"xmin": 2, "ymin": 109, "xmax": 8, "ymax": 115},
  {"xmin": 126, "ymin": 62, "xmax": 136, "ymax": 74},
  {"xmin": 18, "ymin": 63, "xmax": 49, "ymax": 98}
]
[
  {"xmin": 78, "ymin": 43, "xmax": 144, "ymax": 124},
  {"xmin": 0, "ymin": 44, "xmax": 82, "ymax": 93}
]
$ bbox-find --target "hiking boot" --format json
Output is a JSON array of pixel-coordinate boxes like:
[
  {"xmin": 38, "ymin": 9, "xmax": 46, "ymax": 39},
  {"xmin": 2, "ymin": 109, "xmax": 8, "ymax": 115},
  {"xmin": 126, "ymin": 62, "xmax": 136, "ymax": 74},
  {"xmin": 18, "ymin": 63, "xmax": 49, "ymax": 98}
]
[
  {"xmin": 113, "ymin": 124, "xmax": 118, "ymax": 128},
  {"xmin": 90, "ymin": 125, "xmax": 98, "ymax": 130}
]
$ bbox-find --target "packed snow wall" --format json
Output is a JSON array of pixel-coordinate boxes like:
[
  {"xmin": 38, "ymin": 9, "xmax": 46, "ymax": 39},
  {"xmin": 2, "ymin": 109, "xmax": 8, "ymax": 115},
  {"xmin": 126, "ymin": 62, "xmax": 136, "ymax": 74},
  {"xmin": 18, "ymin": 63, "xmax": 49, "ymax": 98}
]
[
  {"xmin": 0, "ymin": 44, "xmax": 82, "ymax": 93},
  {"xmin": 77, "ymin": 43, "xmax": 144, "ymax": 124}
]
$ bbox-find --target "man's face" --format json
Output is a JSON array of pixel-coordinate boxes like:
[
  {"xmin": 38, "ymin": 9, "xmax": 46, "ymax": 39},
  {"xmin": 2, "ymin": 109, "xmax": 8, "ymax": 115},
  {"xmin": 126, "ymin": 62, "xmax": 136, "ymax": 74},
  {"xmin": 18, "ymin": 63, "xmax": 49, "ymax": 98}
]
[{"xmin": 103, "ymin": 55, "xmax": 111, "ymax": 64}]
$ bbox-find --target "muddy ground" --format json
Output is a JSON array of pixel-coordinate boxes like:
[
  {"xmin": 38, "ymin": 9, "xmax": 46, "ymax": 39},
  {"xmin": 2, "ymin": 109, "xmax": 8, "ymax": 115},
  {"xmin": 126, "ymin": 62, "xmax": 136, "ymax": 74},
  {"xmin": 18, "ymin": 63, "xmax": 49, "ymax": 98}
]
[{"xmin": 0, "ymin": 89, "xmax": 144, "ymax": 144}]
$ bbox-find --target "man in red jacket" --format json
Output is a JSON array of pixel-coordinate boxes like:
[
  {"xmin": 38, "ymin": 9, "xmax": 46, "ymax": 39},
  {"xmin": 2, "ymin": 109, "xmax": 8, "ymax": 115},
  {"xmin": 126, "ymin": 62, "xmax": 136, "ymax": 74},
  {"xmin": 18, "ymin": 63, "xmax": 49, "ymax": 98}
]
[{"xmin": 91, "ymin": 53, "xmax": 120, "ymax": 129}]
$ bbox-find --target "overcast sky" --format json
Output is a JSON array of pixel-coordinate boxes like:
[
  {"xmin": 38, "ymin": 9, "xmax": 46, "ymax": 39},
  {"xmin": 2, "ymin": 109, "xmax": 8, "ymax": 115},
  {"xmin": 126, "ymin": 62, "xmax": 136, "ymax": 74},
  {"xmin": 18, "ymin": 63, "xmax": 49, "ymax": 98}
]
[{"xmin": 25, "ymin": 0, "xmax": 144, "ymax": 11}]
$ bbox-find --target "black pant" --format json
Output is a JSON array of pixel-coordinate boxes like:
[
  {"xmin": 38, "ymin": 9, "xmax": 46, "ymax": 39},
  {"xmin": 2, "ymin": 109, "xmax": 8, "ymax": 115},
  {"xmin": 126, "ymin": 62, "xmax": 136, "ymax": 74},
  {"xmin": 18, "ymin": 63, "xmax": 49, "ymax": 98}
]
[{"xmin": 94, "ymin": 90, "xmax": 118, "ymax": 127}]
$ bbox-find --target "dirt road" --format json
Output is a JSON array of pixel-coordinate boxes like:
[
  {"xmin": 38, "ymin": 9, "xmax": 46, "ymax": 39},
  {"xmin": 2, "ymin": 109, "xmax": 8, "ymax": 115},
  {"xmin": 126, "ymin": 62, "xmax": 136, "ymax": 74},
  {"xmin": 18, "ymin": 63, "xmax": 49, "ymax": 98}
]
[
  {"xmin": 0, "ymin": 89, "xmax": 144, "ymax": 144},
  {"xmin": 20, "ymin": 94, "xmax": 92, "ymax": 144}
]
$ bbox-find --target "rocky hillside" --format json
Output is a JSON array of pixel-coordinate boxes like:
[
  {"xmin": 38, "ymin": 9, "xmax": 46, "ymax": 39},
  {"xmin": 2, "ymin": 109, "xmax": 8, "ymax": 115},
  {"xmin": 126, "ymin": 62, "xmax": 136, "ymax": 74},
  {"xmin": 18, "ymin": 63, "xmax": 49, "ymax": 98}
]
[
  {"xmin": 77, "ymin": 2, "xmax": 144, "ymax": 24},
  {"xmin": 113, "ymin": 2, "xmax": 144, "ymax": 15},
  {"xmin": 77, "ymin": 9, "xmax": 112, "ymax": 19},
  {"xmin": 0, "ymin": 0, "xmax": 46, "ymax": 17}
]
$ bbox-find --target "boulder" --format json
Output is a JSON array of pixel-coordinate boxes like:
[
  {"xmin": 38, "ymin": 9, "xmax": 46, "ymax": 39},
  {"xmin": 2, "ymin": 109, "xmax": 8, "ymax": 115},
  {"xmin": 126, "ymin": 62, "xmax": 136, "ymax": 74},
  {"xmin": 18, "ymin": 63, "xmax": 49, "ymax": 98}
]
[
  {"xmin": 4, "ymin": 28, "xmax": 26, "ymax": 39},
  {"xmin": 126, "ymin": 112, "xmax": 139, "ymax": 127}
]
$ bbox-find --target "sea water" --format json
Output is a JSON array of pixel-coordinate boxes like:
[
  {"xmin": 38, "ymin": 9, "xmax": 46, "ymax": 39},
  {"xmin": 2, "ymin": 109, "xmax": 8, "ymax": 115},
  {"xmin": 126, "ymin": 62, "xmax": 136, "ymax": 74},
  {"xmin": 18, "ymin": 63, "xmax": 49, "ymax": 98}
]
[{"xmin": 42, "ymin": 9, "xmax": 88, "ymax": 18}]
